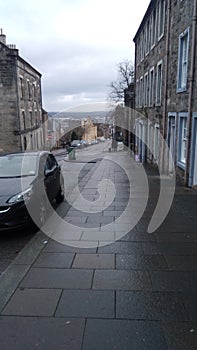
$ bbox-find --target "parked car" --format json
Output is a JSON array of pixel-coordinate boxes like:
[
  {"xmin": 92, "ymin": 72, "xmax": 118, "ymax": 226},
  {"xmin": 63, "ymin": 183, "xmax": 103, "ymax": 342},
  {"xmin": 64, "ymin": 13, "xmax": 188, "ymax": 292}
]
[
  {"xmin": 117, "ymin": 141, "xmax": 124, "ymax": 151},
  {"xmin": 80, "ymin": 140, "xmax": 88, "ymax": 147},
  {"xmin": 70, "ymin": 140, "xmax": 81, "ymax": 148},
  {"xmin": 0, "ymin": 151, "xmax": 64, "ymax": 230}
]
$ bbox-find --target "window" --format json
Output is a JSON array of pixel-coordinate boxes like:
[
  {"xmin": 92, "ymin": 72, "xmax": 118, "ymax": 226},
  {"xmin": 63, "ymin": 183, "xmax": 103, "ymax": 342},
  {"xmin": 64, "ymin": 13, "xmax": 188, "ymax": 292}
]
[
  {"xmin": 146, "ymin": 20, "xmax": 150, "ymax": 54},
  {"xmin": 147, "ymin": 122, "xmax": 154, "ymax": 159},
  {"xmin": 149, "ymin": 67, "xmax": 154, "ymax": 106},
  {"xmin": 178, "ymin": 114, "xmax": 187, "ymax": 168},
  {"xmin": 144, "ymin": 73, "xmax": 149, "ymax": 107},
  {"xmin": 158, "ymin": 0, "xmax": 165, "ymax": 39},
  {"xmin": 139, "ymin": 76, "xmax": 143, "ymax": 107},
  {"xmin": 22, "ymin": 111, "xmax": 26, "ymax": 130},
  {"xmin": 156, "ymin": 61, "xmax": 162, "ymax": 105},
  {"xmin": 154, "ymin": 124, "xmax": 160, "ymax": 162},
  {"xmin": 136, "ymin": 80, "xmax": 139, "ymax": 107},
  {"xmin": 45, "ymin": 154, "xmax": 58, "ymax": 171},
  {"xmin": 151, "ymin": 8, "xmax": 156, "ymax": 47},
  {"xmin": 177, "ymin": 28, "xmax": 190, "ymax": 92},
  {"xmin": 29, "ymin": 111, "xmax": 33, "ymax": 127},
  {"xmin": 27, "ymin": 80, "xmax": 32, "ymax": 100},
  {"xmin": 19, "ymin": 77, "xmax": 24, "ymax": 99}
]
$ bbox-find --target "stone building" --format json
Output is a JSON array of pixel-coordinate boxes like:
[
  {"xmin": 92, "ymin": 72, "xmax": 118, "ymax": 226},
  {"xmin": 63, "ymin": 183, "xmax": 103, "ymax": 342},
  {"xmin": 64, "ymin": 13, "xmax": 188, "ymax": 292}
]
[
  {"xmin": 82, "ymin": 117, "xmax": 97, "ymax": 141},
  {"xmin": 0, "ymin": 30, "xmax": 47, "ymax": 153},
  {"xmin": 133, "ymin": 0, "xmax": 197, "ymax": 186}
]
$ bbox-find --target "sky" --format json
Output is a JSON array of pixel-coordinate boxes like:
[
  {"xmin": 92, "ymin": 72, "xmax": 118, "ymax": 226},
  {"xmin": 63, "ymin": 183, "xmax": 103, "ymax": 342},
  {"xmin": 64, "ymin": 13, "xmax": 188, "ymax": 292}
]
[{"xmin": 1, "ymin": 0, "xmax": 150, "ymax": 112}]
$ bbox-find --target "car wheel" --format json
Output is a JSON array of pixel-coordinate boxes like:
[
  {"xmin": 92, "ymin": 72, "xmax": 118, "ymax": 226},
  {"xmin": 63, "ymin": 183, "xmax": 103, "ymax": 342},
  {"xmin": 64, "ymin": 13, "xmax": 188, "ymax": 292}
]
[{"xmin": 56, "ymin": 184, "xmax": 65, "ymax": 203}]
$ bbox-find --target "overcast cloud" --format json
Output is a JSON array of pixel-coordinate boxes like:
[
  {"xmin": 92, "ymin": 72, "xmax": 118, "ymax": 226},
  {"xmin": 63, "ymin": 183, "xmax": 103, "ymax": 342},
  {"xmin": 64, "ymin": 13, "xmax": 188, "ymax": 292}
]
[{"xmin": 1, "ymin": 0, "xmax": 150, "ymax": 112}]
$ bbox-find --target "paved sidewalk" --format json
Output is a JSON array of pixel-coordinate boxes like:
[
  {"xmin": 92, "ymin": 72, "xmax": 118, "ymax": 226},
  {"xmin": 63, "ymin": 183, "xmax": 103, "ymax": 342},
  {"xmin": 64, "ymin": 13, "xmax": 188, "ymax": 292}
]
[{"xmin": 0, "ymin": 151, "xmax": 197, "ymax": 349}]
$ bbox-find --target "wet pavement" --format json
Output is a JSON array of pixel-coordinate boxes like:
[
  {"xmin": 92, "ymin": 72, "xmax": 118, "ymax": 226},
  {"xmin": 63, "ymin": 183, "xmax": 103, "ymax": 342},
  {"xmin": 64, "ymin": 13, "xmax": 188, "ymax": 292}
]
[{"xmin": 0, "ymin": 148, "xmax": 197, "ymax": 349}]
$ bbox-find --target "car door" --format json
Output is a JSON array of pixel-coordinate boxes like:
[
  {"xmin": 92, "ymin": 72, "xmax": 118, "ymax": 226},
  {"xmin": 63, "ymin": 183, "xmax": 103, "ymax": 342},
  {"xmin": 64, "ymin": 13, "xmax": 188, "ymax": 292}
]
[{"xmin": 44, "ymin": 154, "xmax": 60, "ymax": 201}]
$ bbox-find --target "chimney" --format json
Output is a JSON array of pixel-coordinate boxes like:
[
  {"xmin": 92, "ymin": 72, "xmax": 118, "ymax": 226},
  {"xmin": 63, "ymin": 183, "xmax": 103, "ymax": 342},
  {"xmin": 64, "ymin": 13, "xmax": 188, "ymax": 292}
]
[{"xmin": 0, "ymin": 28, "xmax": 6, "ymax": 45}]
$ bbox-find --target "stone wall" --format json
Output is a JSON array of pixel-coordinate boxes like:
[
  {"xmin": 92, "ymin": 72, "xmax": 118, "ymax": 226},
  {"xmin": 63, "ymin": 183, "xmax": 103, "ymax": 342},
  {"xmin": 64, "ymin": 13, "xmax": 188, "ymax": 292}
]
[{"xmin": 0, "ymin": 44, "xmax": 21, "ymax": 153}]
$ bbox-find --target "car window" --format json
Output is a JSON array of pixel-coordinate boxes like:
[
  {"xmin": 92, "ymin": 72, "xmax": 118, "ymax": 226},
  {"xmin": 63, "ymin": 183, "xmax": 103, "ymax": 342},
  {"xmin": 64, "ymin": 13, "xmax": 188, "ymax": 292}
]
[
  {"xmin": 45, "ymin": 154, "xmax": 58, "ymax": 171},
  {"xmin": 0, "ymin": 154, "xmax": 37, "ymax": 177}
]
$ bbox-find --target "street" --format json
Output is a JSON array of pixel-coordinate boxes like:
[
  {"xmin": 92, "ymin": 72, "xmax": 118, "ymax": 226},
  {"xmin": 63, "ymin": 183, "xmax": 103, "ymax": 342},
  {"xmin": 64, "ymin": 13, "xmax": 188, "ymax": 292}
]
[
  {"xmin": 0, "ymin": 142, "xmax": 197, "ymax": 349},
  {"xmin": 0, "ymin": 142, "xmax": 108, "ymax": 275}
]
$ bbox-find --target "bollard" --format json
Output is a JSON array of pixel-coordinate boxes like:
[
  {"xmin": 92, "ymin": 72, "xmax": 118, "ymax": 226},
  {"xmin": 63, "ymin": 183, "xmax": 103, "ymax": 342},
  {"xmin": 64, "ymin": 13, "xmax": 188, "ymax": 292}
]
[{"xmin": 68, "ymin": 147, "xmax": 76, "ymax": 160}]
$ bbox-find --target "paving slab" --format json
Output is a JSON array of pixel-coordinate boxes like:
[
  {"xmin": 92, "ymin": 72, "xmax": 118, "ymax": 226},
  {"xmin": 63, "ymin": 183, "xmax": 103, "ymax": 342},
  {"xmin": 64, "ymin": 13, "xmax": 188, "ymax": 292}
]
[
  {"xmin": 55, "ymin": 289, "xmax": 115, "ymax": 318},
  {"xmin": 20, "ymin": 268, "xmax": 93, "ymax": 289},
  {"xmin": 0, "ymin": 316, "xmax": 85, "ymax": 350},
  {"xmin": 43, "ymin": 239, "xmax": 97, "ymax": 253},
  {"xmin": 2, "ymin": 288, "xmax": 61, "ymax": 316},
  {"xmin": 165, "ymin": 255, "xmax": 197, "ymax": 271},
  {"xmin": 72, "ymin": 253, "xmax": 115, "ymax": 269},
  {"xmin": 82, "ymin": 319, "xmax": 168, "ymax": 350},
  {"xmin": 116, "ymin": 291, "xmax": 188, "ymax": 321},
  {"xmin": 92, "ymin": 269, "xmax": 152, "ymax": 290},
  {"xmin": 162, "ymin": 322, "xmax": 197, "ymax": 350},
  {"xmin": 150, "ymin": 271, "xmax": 197, "ymax": 292},
  {"xmin": 98, "ymin": 241, "xmax": 143, "ymax": 254},
  {"xmin": 33, "ymin": 252, "xmax": 75, "ymax": 268},
  {"xmin": 116, "ymin": 254, "xmax": 168, "ymax": 270}
]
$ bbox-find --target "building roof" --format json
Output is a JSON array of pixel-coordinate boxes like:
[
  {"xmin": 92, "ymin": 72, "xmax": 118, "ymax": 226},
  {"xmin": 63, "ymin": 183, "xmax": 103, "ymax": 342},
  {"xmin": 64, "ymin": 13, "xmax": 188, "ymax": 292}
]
[
  {"xmin": 0, "ymin": 38, "xmax": 41, "ymax": 77},
  {"xmin": 133, "ymin": 0, "xmax": 156, "ymax": 42}
]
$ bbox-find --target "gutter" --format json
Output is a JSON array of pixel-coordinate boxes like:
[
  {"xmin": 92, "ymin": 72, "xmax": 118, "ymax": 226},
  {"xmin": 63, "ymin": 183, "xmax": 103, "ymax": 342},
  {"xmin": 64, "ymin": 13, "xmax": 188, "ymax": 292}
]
[{"xmin": 162, "ymin": 0, "xmax": 171, "ymax": 173}]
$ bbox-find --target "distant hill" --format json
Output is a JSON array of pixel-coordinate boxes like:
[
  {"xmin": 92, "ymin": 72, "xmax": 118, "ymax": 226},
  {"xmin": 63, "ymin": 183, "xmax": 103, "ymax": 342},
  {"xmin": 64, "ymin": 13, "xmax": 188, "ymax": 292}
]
[
  {"xmin": 49, "ymin": 111, "xmax": 107, "ymax": 118},
  {"xmin": 48, "ymin": 111, "xmax": 110, "ymax": 123}
]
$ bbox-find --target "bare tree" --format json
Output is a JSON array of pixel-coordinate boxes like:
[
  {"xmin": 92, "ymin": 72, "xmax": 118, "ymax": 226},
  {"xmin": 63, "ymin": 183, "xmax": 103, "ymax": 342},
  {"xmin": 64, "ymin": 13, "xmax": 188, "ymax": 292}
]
[{"xmin": 108, "ymin": 60, "xmax": 134, "ymax": 103}]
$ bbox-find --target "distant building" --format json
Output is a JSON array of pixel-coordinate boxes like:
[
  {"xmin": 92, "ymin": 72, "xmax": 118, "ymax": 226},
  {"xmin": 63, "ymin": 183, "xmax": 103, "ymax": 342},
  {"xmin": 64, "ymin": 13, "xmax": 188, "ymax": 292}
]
[
  {"xmin": 0, "ymin": 30, "xmax": 47, "ymax": 153},
  {"xmin": 124, "ymin": 83, "xmax": 135, "ymax": 150},
  {"xmin": 82, "ymin": 117, "xmax": 97, "ymax": 141},
  {"xmin": 133, "ymin": 0, "xmax": 197, "ymax": 186}
]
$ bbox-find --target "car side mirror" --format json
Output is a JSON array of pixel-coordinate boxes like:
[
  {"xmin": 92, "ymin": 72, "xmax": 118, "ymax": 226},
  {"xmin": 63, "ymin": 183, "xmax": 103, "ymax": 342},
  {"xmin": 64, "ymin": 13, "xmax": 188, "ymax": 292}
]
[{"xmin": 45, "ymin": 169, "xmax": 54, "ymax": 177}]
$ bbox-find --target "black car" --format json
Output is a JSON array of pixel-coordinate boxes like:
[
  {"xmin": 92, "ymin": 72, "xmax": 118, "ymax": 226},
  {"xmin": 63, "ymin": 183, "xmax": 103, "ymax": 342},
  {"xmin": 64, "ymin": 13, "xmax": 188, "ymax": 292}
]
[{"xmin": 0, "ymin": 151, "xmax": 64, "ymax": 230}]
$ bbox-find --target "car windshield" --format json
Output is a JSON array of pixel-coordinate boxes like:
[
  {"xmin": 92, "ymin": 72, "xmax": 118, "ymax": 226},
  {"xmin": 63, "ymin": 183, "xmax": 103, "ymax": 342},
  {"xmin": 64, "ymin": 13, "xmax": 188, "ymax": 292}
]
[{"xmin": 0, "ymin": 154, "xmax": 37, "ymax": 178}]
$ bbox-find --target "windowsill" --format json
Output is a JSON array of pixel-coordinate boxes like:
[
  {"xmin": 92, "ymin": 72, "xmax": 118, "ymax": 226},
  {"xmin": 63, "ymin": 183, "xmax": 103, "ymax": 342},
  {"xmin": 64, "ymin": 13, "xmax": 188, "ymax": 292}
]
[
  {"xmin": 177, "ymin": 87, "xmax": 187, "ymax": 93},
  {"xmin": 158, "ymin": 32, "xmax": 164, "ymax": 42},
  {"xmin": 177, "ymin": 160, "xmax": 186, "ymax": 170}
]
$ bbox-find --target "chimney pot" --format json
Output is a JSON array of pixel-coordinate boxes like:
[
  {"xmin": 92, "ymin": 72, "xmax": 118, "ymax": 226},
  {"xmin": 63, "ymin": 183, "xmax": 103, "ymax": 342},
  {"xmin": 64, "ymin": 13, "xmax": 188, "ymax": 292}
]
[{"xmin": 0, "ymin": 29, "xmax": 6, "ymax": 45}]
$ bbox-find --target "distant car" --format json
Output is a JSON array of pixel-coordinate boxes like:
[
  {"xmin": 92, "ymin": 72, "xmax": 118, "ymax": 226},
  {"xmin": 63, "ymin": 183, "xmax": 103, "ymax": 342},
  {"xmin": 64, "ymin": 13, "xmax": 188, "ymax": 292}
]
[
  {"xmin": 70, "ymin": 140, "xmax": 81, "ymax": 148},
  {"xmin": 80, "ymin": 140, "xmax": 88, "ymax": 147},
  {"xmin": 117, "ymin": 141, "xmax": 124, "ymax": 151},
  {"xmin": 0, "ymin": 151, "xmax": 64, "ymax": 230}
]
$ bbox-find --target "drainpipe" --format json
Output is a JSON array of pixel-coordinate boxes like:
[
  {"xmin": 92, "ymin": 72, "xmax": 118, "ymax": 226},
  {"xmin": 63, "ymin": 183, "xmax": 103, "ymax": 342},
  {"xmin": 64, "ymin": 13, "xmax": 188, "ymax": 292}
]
[
  {"xmin": 162, "ymin": 0, "xmax": 171, "ymax": 173},
  {"xmin": 184, "ymin": 0, "xmax": 197, "ymax": 186},
  {"xmin": 13, "ymin": 53, "xmax": 22, "ymax": 151}
]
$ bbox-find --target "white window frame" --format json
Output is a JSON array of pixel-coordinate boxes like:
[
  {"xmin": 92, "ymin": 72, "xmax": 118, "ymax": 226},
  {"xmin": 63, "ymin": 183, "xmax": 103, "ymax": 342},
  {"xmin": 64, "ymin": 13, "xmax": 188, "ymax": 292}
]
[
  {"xmin": 139, "ymin": 76, "xmax": 143, "ymax": 107},
  {"xmin": 156, "ymin": 60, "xmax": 163, "ymax": 106},
  {"xmin": 177, "ymin": 113, "xmax": 188, "ymax": 169},
  {"xmin": 147, "ymin": 121, "xmax": 154, "ymax": 159},
  {"xmin": 151, "ymin": 8, "xmax": 157, "ymax": 48},
  {"xmin": 144, "ymin": 72, "xmax": 149, "ymax": 107},
  {"xmin": 154, "ymin": 123, "xmax": 160, "ymax": 162},
  {"xmin": 177, "ymin": 27, "xmax": 190, "ymax": 92},
  {"xmin": 19, "ymin": 76, "xmax": 24, "ymax": 99},
  {"xmin": 158, "ymin": 0, "xmax": 165, "ymax": 40},
  {"xmin": 27, "ymin": 79, "xmax": 32, "ymax": 100},
  {"xmin": 145, "ymin": 20, "xmax": 150, "ymax": 55},
  {"xmin": 21, "ymin": 110, "xmax": 26, "ymax": 130},
  {"xmin": 149, "ymin": 67, "xmax": 155, "ymax": 107},
  {"xmin": 136, "ymin": 80, "xmax": 139, "ymax": 107}
]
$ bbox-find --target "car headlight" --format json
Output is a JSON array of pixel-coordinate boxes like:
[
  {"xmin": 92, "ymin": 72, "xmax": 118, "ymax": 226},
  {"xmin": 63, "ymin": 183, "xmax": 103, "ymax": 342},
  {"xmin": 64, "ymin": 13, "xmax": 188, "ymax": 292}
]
[{"xmin": 7, "ymin": 187, "xmax": 32, "ymax": 204}]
